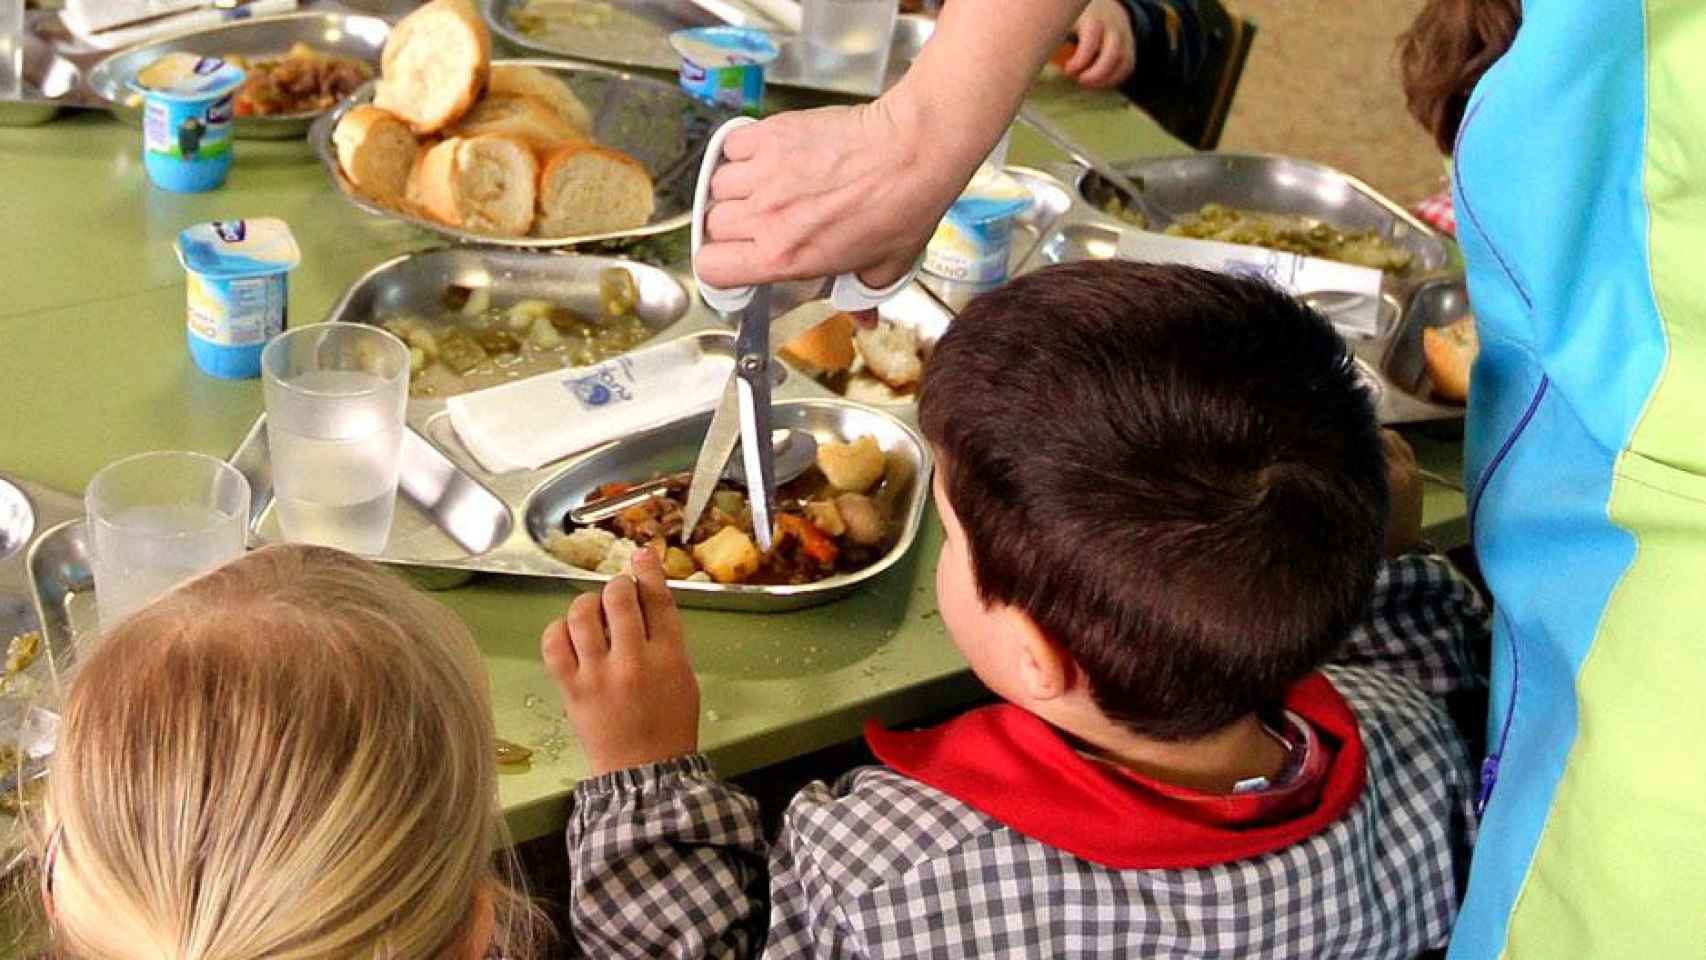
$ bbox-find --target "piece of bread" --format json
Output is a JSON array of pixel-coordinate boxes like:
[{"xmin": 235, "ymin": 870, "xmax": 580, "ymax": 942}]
[
  {"xmin": 332, "ymin": 105, "xmax": 420, "ymax": 208},
  {"xmin": 854, "ymin": 319, "xmax": 924, "ymax": 389},
  {"xmin": 406, "ymin": 135, "xmax": 538, "ymax": 237},
  {"xmin": 374, "ymin": 0, "xmax": 490, "ymax": 134},
  {"xmin": 534, "ymin": 142, "xmax": 656, "ymax": 237},
  {"xmin": 1422, "ymin": 313, "xmax": 1478, "ymax": 403},
  {"xmin": 488, "ymin": 64, "xmax": 594, "ymax": 136},
  {"xmin": 449, "ymin": 93, "xmax": 584, "ymax": 158},
  {"xmin": 780, "ymin": 312, "xmax": 857, "ymax": 376}
]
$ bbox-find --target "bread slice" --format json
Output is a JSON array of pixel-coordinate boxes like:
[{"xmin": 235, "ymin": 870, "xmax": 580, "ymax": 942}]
[
  {"xmin": 1421, "ymin": 313, "xmax": 1478, "ymax": 403},
  {"xmin": 374, "ymin": 0, "xmax": 490, "ymax": 134},
  {"xmin": 488, "ymin": 64, "xmax": 594, "ymax": 136},
  {"xmin": 534, "ymin": 142, "xmax": 655, "ymax": 238},
  {"xmin": 780, "ymin": 312, "xmax": 857, "ymax": 376},
  {"xmin": 333, "ymin": 105, "xmax": 420, "ymax": 208},
  {"xmin": 406, "ymin": 135, "xmax": 538, "ymax": 237},
  {"xmin": 449, "ymin": 93, "xmax": 584, "ymax": 158},
  {"xmin": 854, "ymin": 319, "xmax": 924, "ymax": 389}
]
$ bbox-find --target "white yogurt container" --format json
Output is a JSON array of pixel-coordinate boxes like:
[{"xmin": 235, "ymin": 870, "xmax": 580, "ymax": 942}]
[
  {"xmin": 923, "ymin": 165, "xmax": 1034, "ymax": 286},
  {"xmin": 173, "ymin": 218, "xmax": 301, "ymax": 379}
]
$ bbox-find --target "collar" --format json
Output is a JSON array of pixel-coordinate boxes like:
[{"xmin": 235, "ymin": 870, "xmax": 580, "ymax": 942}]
[{"xmin": 865, "ymin": 673, "xmax": 1366, "ymax": 869}]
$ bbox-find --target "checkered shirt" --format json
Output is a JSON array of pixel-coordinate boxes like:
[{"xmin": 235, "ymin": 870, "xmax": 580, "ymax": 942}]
[{"xmin": 564, "ymin": 553, "xmax": 1487, "ymax": 959}]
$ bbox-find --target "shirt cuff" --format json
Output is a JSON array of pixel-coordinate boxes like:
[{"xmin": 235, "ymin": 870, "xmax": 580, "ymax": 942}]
[{"xmin": 575, "ymin": 753, "xmax": 718, "ymax": 799}]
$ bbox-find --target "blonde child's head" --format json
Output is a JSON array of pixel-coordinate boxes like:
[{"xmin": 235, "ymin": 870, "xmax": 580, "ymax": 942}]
[{"xmin": 34, "ymin": 543, "xmax": 540, "ymax": 959}]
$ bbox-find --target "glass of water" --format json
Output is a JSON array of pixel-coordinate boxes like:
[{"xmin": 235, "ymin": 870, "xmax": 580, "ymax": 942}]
[
  {"xmin": 803, "ymin": 0, "xmax": 897, "ymax": 57},
  {"xmin": 86, "ymin": 451, "xmax": 251, "ymax": 626},
  {"xmin": 261, "ymin": 324, "xmax": 409, "ymax": 555}
]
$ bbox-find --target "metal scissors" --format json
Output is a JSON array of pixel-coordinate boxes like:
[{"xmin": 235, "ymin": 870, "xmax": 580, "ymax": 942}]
[{"xmin": 683, "ymin": 117, "xmax": 917, "ymax": 551}]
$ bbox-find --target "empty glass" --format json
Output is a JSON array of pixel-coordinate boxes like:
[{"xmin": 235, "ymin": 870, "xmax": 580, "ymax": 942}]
[
  {"xmin": 803, "ymin": 0, "xmax": 896, "ymax": 57},
  {"xmin": 86, "ymin": 451, "xmax": 251, "ymax": 626},
  {"xmin": 261, "ymin": 324, "xmax": 409, "ymax": 555}
]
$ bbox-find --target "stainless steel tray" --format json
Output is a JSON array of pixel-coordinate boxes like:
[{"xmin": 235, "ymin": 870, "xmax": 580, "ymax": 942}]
[
  {"xmin": 1027, "ymin": 155, "xmax": 1466, "ymax": 424},
  {"xmin": 485, "ymin": 0, "xmax": 936, "ymax": 100},
  {"xmin": 917, "ymin": 166, "xmax": 1075, "ymax": 314},
  {"xmin": 1382, "ymin": 276, "xmax": 1470, "ymax": 412},
  {"xmin": 228, "ymin": 246, "xmax": 934, "ymax": 610},
  {"xmin": 0, "ymin": 34, "xmax": 86, "ymax": 126},
  {"xmin": 85, "ymin": 11, "xmax": 390, "ymax": 140},
  {"xmin": 310, "ymin": 60, "xmax": 724, "ymax": 248}
]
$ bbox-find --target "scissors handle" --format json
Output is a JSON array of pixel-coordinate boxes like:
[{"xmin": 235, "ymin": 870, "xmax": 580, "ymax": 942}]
[{"xmin": 690, "ymin": 117, "xmax": 920, "ymax": 314}]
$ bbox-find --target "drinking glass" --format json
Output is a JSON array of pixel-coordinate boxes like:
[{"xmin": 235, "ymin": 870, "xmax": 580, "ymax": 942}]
[
  {"xmin": 802, "ymin": 0, "xmax": 897, "ymax": 57},
  {"xmin": 261, "ymin": 323, "xmax": 409, "ymax": 554},
  {"xmin": 86, "ymin": 451, "xmax": 251, "ymax": 626},
  {"xmin": 0, "ymin": 0, "xmax": 22, "ymax": 100}
]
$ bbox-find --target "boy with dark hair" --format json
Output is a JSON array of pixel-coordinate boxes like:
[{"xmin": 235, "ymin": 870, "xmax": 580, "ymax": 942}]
[{"xmin": 545, "ymin": 261, "xmax": 1486, "ymax": 958}]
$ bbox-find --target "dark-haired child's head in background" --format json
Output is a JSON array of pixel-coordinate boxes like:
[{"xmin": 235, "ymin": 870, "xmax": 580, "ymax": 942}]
[{"xmin": 918, "ymin": 261, "xmax": 1387, "ymax": 742}]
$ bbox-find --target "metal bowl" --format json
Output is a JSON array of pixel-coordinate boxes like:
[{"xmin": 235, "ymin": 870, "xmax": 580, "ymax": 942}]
[
  {"xmin": 0, "ymin": 478, "xmax": 33, "ymax": 563},
  {"xmin": 0, "ymin": 34, "xmax": 86, "ymax": 127},
  {"xmin": 1075, "ymin": 153, "xmax": 1456, "ymax": 278},
  {"xmin": 86, "ymin": 11, "xmax": 390, "ymax": 140},
  {"xmin": 523, "ymin": 398, "xmax": 933, "ymax": 611},
  {"xmin": 311, "ymin": 60, "xmax": 724, "ymax": 248}
]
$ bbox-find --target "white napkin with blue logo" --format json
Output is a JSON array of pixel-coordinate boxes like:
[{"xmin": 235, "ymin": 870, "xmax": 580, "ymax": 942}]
[{"xmin": 446, "ymin": 337, "xmax": 734, "ymax": 475}]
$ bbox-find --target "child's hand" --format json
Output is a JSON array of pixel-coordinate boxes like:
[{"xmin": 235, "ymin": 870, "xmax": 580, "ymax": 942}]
[
  {"xmin": 1382, "ymin": 429, "xmax": 1424, "ymax": 557},
  {"xmin": 541, "ymin": 549, "xmax": 701, "ymax": 776},
  {"xmin": 1062, "ymin": 0, "xmax": 1137, "ymax": 90}
]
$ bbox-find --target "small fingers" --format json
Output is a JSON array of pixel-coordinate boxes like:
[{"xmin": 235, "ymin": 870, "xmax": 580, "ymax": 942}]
[
  {"xmin": 568, "ymin": 593, "xmax": 608, "ymax": 662},
  {"xmin": 632, "ymin": 549, "xmax": 684, "ymax": 647},
  {"xmin": 602, "ymin": 573, "xmax": 645, "ymax": 651},
  {"xmin": 540, "ymin": 616, "xmax": 578, "ymax": 685},
  {"xmin": 1063, "ymin": 19, "xmax": 1103, "ymax": 76}
]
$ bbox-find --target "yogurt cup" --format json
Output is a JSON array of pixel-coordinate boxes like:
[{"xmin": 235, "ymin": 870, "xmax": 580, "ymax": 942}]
[
  {"xmin": 128, "ymin": 53, "xmax": 245, "ymax": 193},
  {"xmin": 173, "ymin": 218, "xmax": 301, "ymax": 379},
  {"xmin": 670, "ymin": 27, "xmax": 779, "ymax": 116},
  {"xmin": 923, "ymin": 164, "xmax": 1035, "ymax": 286}
]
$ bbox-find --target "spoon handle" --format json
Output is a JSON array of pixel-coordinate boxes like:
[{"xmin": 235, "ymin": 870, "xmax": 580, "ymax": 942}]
[{"xmin": 568, "ymin": 474, "xmax": 686, "ymax": 526}]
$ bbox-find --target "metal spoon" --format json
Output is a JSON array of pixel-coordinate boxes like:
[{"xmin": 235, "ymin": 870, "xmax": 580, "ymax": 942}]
[
  {"xmin": 1017, "ymin": 104, "xmax": 1173, "ymax": 228},
  {"xmin": 567, "ymin": 429, "xmax": 819, "ymax": 526}
]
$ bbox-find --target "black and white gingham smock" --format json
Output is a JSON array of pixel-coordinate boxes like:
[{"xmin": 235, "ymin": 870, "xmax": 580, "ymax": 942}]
[{"xmin": 564, "ymin": 553, "xmax": 1487, "ymax": 959}]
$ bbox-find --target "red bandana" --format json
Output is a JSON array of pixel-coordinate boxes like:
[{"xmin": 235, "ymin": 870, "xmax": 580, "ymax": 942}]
[{"xmin": 865, "ymin": 672, "xmax": 1367, "ymax": 869}]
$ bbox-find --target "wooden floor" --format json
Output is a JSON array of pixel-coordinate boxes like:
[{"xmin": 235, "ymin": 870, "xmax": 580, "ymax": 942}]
[{"xmin": 1218, "ymin": 0, "xmax": 1445, "ymax": 207}]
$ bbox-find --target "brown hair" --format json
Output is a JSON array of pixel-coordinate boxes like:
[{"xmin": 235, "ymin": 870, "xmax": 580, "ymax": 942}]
[
  {"xmin": 1398, "ymin": 0, "xmax": 1522, "ymax": 154},
  {"xmin": 918, "ymin": 262, "xmax": 1388, "ymax": 740},
  {"xmin": 31, "ymin": 544, "xmax": 544, "ymax": 959}
]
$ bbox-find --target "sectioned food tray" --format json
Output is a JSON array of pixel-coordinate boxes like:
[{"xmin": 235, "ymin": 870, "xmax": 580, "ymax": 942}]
[
  {"xmin": 226, "ymin": 246, "xmax": 934, "ymax": 611},
  {"xmin": 1026, "ymin": 153, "xmax": 1468, "ymax": 424},
  {"xmin": 310, "ymin": 60, "xmax": 725, "ymax": 249}
]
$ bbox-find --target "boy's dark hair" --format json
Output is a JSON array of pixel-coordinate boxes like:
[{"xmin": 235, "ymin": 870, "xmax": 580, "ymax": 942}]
[{"xmin": 918, "ymin": 261, "xmax": 1388, "ymax": 741}]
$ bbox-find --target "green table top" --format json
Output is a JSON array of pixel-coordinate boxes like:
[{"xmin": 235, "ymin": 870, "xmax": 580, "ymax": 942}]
[{"xmin": 0, "ymin": 76, "xmax": 1467, "ymax": 845}]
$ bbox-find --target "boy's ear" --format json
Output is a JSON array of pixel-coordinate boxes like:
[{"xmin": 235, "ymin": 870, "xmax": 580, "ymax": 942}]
[{"xmin": 1003, "ymin": 608, "xmax": 1079, "ymax": 702}]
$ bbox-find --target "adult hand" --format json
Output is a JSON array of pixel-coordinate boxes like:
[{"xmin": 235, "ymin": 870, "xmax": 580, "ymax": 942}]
[
  {"xmin": 541, "ymin": 549, "xmax": 700, "ymax": 776},
  {"xmin": 695, "ymin": 97, "xmax": 959, "ymax": 292},
  {"xmin": 1061, "ymin": 0, "xmax": 1136, "ymax": 90},
  {"xmin": 1382, "ymin": 429, "xmax": 1424, "ymax": 558}
]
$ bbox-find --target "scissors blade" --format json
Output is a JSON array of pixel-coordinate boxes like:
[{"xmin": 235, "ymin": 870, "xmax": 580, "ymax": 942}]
[
  {"xmin": 679, "ymin": 376, "xmax": 742, "ymax": 547},
  {"xmin": 735, "ymin": 286, "xmax": 777, "ymax": 551}
]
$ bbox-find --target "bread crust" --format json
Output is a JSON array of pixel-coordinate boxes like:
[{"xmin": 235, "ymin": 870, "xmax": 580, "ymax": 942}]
[
  {"xmin": 535, "ymin": 141, "xmax": 656, "ymax": 236},
  {"xmin": 374, "ymin": 0, "xmax": 491, "ymax": 134},
  {"xmin": 333, "ymin": 105, "xmax": 417, "ymax": 206},
  {"xmin": 1421, "ymin": 314, "xmax": 1478, "ymax": 403}
]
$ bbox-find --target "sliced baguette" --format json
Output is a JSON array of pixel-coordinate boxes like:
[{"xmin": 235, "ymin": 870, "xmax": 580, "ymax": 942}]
[
  {"xmin": 780, "ymin": 312, "xmax": 857, "ymax": 376},
  {"xmin": 332, "ymin": 105, "xmax": 420, "ymax": 208},
  {"xmin": 449, "ymin": 93, "xmax": 584, "ymax": 158},
  {"xmin": 374, "ymin": 0, "xmax": 490, "ymax": 134},
  {"xmin": 1421, "ymin": 313, "xmax": 1478, "ymax": 403},
  {"xmin": 406, "ymin": 135, "xmax": 538, "ymax": 237},
  {"xmin": 488, "ymin": 64, "xmax": 594, "ymax": 136},
  {"xmin": 534, "ymin": 142, "xmax": 655, "ymax": 238}
]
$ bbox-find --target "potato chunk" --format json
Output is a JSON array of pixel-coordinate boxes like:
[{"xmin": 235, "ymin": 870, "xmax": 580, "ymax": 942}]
[
  {"xmin": 817, "ymin": 435, "xmax": 885, "ymax": 493},
  {"xmin": 692, "ymin": 526, "xmax": 762, "ymax": 584}
]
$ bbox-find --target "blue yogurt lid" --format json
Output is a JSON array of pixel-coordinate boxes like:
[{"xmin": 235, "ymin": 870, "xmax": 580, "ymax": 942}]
[
  {"xmin": 129, "ymin": 52, "xmax": 246, "ymax": 101},
  {"xmin": 174, "ymin": 218, "xmax": 302, "ymax": 278},
  {"xmin": 669, "ymin": 26, "xmax": 780, "ymax": 68}
]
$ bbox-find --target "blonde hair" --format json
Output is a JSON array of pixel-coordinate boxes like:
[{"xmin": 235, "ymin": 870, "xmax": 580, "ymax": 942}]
[{"xmin": 35, "ymin": 544, "xmax": 543, "ymax": 959}]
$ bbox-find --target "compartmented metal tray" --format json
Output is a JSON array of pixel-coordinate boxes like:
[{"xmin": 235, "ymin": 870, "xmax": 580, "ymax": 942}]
[
  {"xmin": 1026, "ymin": 154, "xmax": 1466, "ymax": 424},
  {"xmin": 0, "ymin": 34, "xmax": 87, "ymax": 127},
  {"xmin": 485, "ymin": 0, "xmax": 936, "ymax": 100},
  {"xmin": 311, "ymin": 60, "xmax": 725, "ymax": 248},
  {"xmin": 228, "ymin": 247, "xmax": 934, "ymax": 610},
  {"xmin": 917, "ymin": 166, "xmax": 1076, "ymax": 314},
  {"xmin": 85, "ymin": 11, "xmax": 391, "ymax": 140}
]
